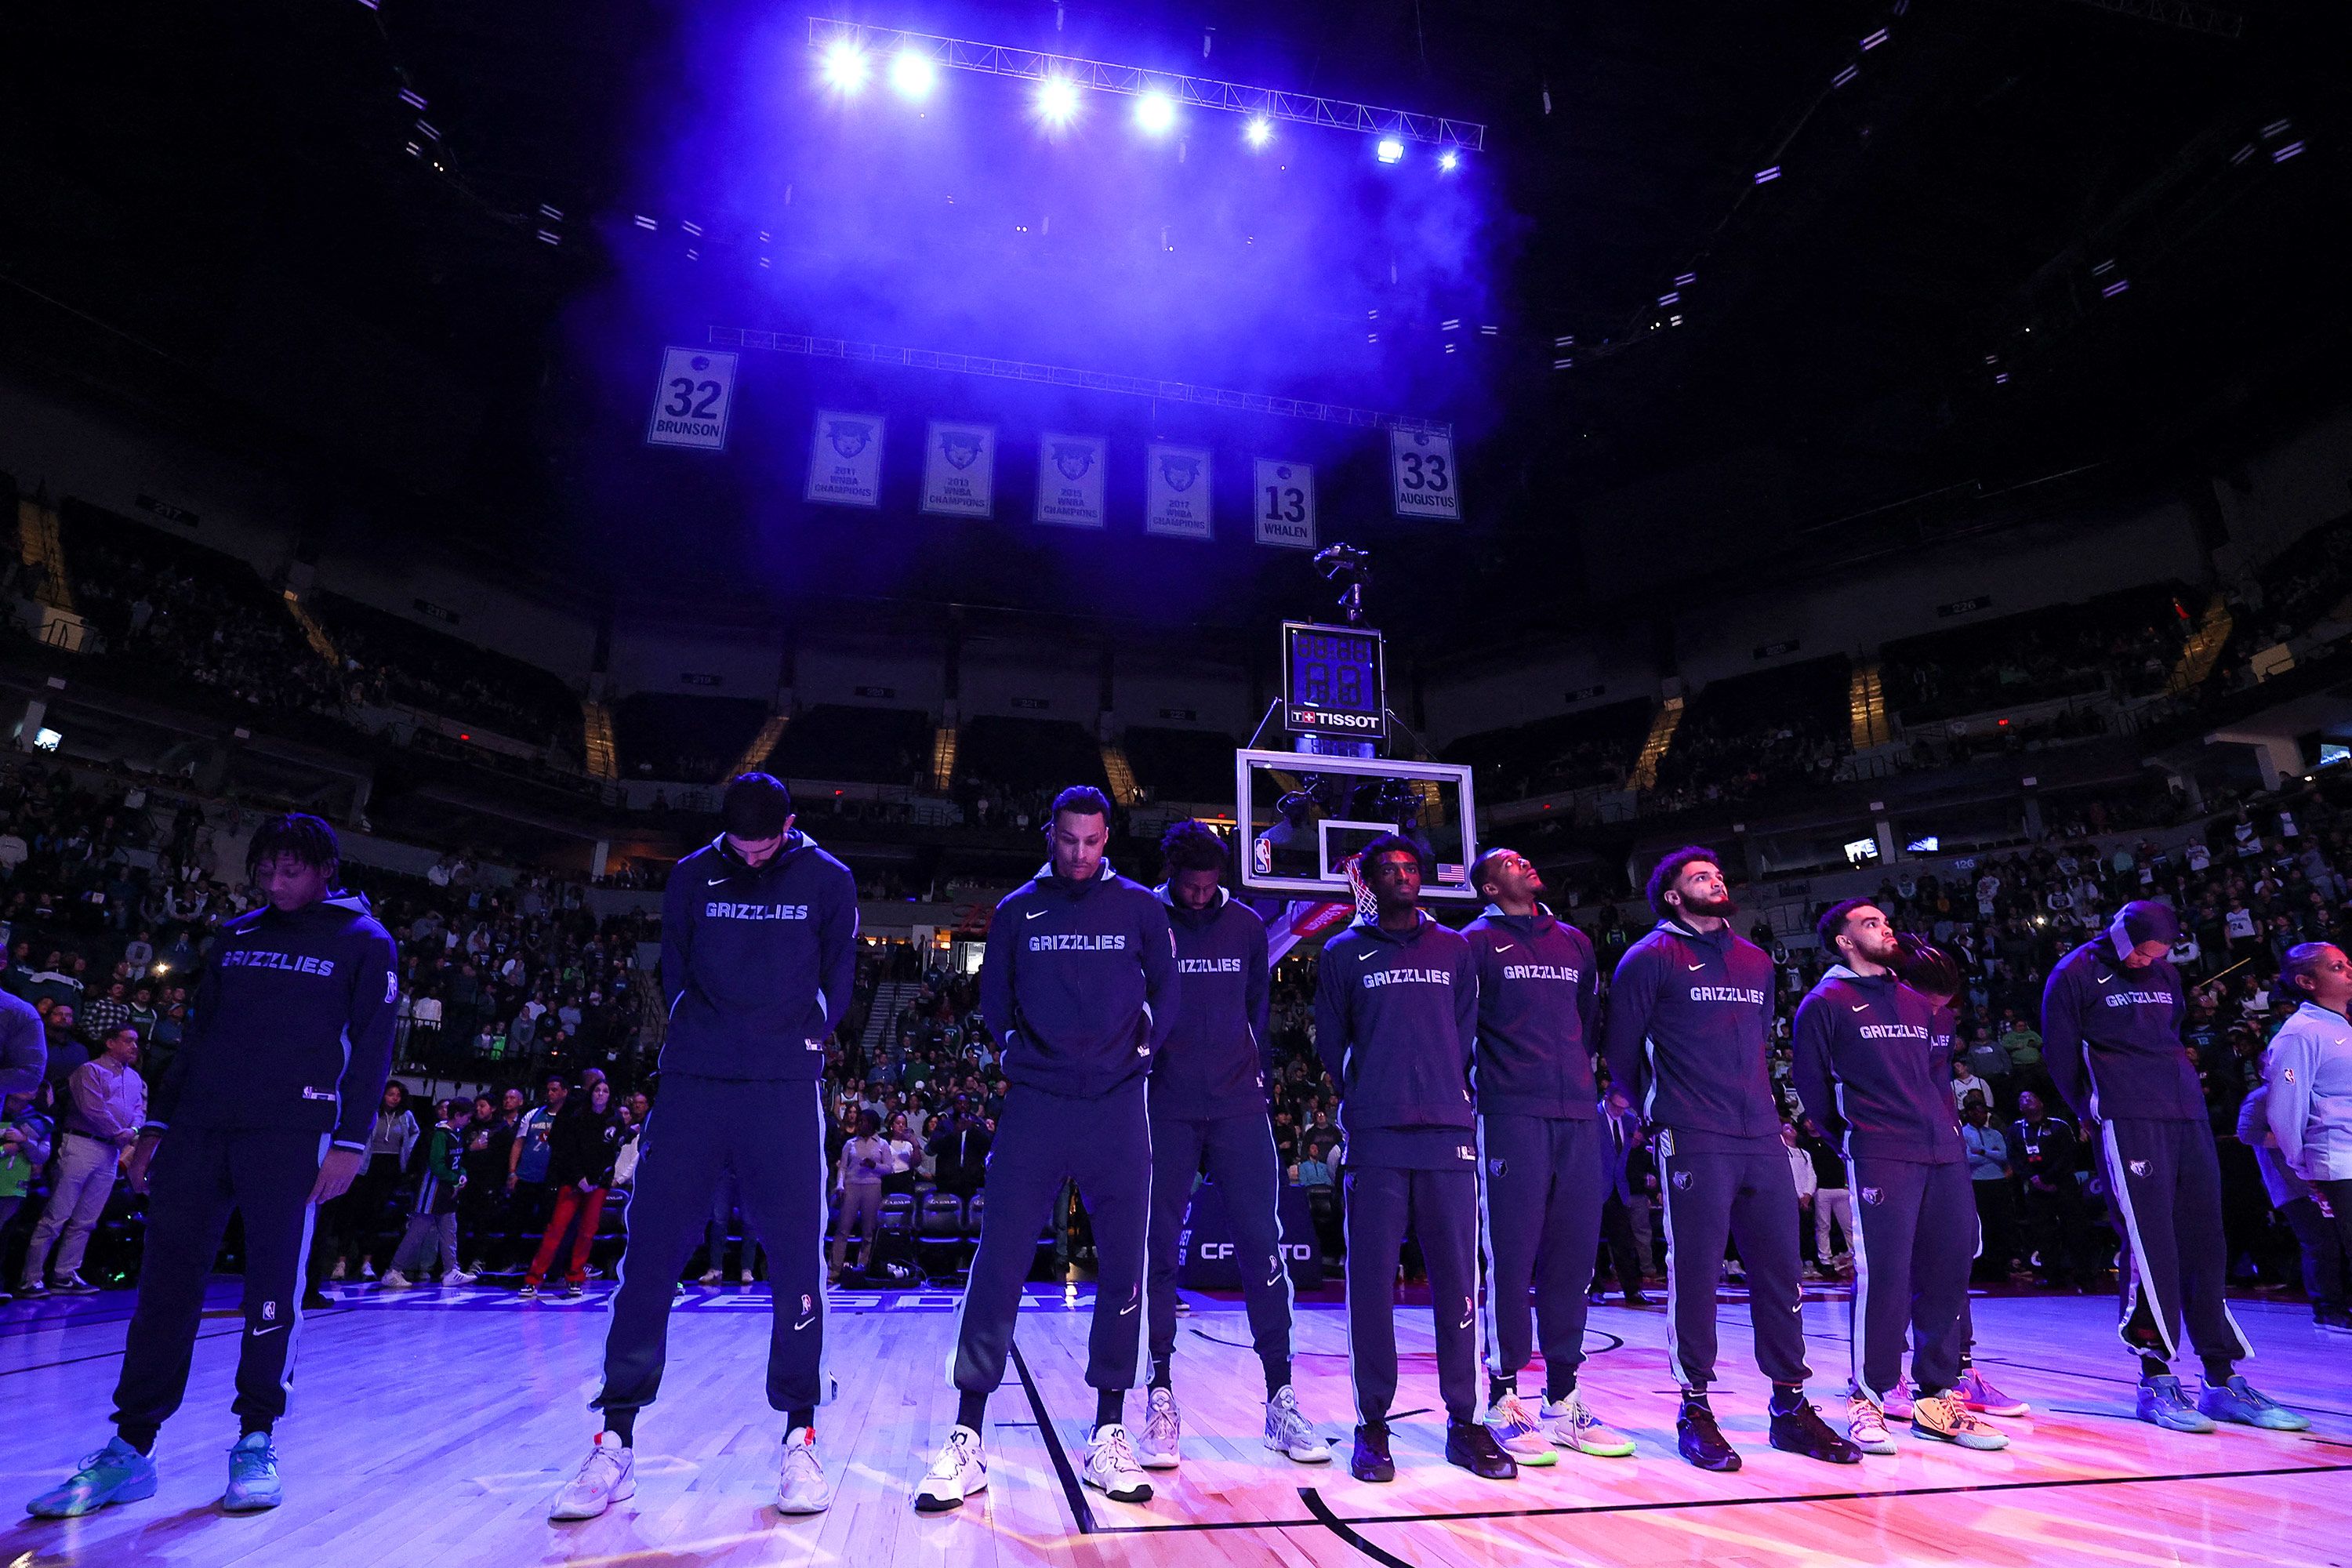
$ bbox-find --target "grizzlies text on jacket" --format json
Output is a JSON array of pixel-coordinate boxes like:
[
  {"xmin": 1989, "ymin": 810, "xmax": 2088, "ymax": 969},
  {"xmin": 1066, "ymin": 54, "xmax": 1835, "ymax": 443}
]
[
  {"xmin": 980, "ymin": 862, "xmax": 1179, "ymax": 1098},
  {"xmin": 661, "ymin": 831, "xmax": 859, "ymax": 1080}
]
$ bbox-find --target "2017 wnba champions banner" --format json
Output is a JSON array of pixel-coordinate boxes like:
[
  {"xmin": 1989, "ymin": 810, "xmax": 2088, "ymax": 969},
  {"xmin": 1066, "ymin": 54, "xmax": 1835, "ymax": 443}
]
[
  {"xmin": 807, "ymin": 411, "xmax": 886, "ymax": 507},
  {"xmin": 1145, "ymin": 445, "xmax": 1214, "ymax": 540}
]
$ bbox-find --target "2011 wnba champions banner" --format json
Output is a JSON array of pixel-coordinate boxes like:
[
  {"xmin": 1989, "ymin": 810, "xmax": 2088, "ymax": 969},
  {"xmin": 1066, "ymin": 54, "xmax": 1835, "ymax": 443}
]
[{"xmin": 808, "ymin": 411, "xmax": 886, "ymax": 507}]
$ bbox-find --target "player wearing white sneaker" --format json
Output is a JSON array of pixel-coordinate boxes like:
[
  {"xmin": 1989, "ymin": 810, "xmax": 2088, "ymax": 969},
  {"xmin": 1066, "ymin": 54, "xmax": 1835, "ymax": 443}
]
[
  {"xmin": 777, "ymin": 1427, "xmax": 832, "ymax": 1513},
  {"xmin": 915, "ymin": 1425, "xmax": 987, "ymax": 1513},
  {"xmin": 1481, "ymin": 1390, "xmax": 1557, "ymax": 1466},
  {"xmin": 550, "ymin": 1430, "xmax": 637, "ymax": 1519},
  {"xmin": 1083, "ymin": 1423, "xmax": 1152, "ymax": 1503}
]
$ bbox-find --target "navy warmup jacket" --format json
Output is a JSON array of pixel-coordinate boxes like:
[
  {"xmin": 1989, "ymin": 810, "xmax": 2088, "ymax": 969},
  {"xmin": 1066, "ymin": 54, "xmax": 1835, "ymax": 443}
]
[
  {"xmin": 1791, "ymin": 966, "xmax": 1963, "ymax": 1163},
  {"xmin": 2042, "ymin": 935, "xmax": 2198, "ymax": 1123},
  {"xmin": 980, "ymin": 862, "xmax": 1180, "ymax": 1098},
  {"xmin": 1601, "ymin": 919, "xmax": 1780, "ymax": 1140},
  {"xmin": 1151, "ymin": 885, "xmax": 1272, "ymax": 1120},
  {"xmin": 1315, "ymin": 912, "xmax": 1478, "ymax": 1159},
  {"xmin": 661, "ymin": 830, "xmax": 859, "ymax": 1081},
  {"xmin": 1462, "ymin": 904, "xmax": 1599, "ymax": 1120},
  {"xmin": 147, "ymin": 892, "xmax": 401, "ymax": 1150}
]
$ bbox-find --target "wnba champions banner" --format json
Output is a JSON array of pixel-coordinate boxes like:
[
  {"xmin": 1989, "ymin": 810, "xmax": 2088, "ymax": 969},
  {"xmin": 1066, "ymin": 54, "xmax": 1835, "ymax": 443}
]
[
  {"xmin": 808, "ymin": 411, "xmax": 886, "ymax": 507},
  {"xmin": 1036, "ymin": 433, "xmax": 1108, "ymax": 528},
  {"xmin": 921, "ymin": 421, "xmax": 996, "ymax": 518},
  {"xmin": 1145, "ymin": 445, "xmax": 1214, "ymax": 540}
]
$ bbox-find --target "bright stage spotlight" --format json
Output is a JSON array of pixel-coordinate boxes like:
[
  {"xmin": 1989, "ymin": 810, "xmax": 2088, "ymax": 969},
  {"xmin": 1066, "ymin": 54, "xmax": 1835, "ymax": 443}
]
[
  {"xmin": 1136, "ymin": 91, "xmax": 1176, "ymax": 134},
  {"xmin": 1376, "ymin": 136, "xmax": 1405, "ymax": 164},
  {"xmin": 889, "ymin": 49, "xmax": 937, "ymax": 100},
  {"xmin": 1438, "ymin": 148, "xmax": 1459, "ymax": 171},
  {"xmin": 1244, "ymin": 116, "xmax": 1272, "ymax": 147},
  {"xmin": 821, "ymin": 40, "xmax": 869, "ymax": 94},
  {"xmin": 1036, "ymin": 76, "xmax": 1080, "ymax": 124}
]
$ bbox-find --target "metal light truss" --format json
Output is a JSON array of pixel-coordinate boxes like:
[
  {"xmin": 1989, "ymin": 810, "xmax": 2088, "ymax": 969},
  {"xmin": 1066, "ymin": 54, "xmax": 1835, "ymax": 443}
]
[
  {"xmin": 709, "ymin": 327, "xmax": 1452, "ymax": 435},
  {"xmin": 806, "ymin": 17, "xmax": 1485, "ymax": 151},
  {"xmin": 2055, "ymin": 0, "xmax": 2244, "ymax": 38}
]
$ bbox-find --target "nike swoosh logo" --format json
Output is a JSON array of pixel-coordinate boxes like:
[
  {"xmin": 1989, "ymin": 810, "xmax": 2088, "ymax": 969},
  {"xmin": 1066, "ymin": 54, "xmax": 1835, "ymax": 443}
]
[
  {"xmin": 2097, "ymin": 973, "xmax": 2114, "ymax": 984},
  {"xmin": 249, "ymin": 1325, "xmax": 285, "ymax": 1338},
  {"xmin": 1119, "ymin": 1301, "xmax": 1138, "ymax": 1316},
  {"xmin": 1494, "ymin": 943, "xmax": 1515, "ymax": 953},
  {"xmin": 794, "ymin": 1314, "xmax": 816, "ymax": 1331},
  {"xmin": 1026, "ymin": 909, "xmax": 1050, "ymax": 920},
  {"xmin": 1851, "ymin": 1004, "xmax": 1869, "ymax": 1012},
  {"xmin": 1359, "ymin": 951, "xmax": 1377, "ymax": 962},
  {"xmin": 1686, "ymin": 962, "xmax": 1705, "ymax": 971}
]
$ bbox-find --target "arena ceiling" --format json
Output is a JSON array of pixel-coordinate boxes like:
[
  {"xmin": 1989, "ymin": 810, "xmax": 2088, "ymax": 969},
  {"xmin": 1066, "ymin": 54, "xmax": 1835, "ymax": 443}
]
[{"xmin": 1, "ymin": 1, "xmax": 2344, "ymax": 647}]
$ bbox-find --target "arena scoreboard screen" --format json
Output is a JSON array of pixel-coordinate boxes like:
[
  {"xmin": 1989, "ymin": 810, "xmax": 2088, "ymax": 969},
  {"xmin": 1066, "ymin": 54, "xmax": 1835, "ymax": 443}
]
[{"xmin": 1281, "ymin": 622, "xmax": 1387, "ymax": 742}]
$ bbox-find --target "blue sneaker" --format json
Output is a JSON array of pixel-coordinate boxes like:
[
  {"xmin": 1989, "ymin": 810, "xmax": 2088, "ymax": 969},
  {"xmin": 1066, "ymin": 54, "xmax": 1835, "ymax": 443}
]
[
  {"xmin": 2198, "ymin": 1376, "xmax": 2310, "ymax": 1432},
  {"xmin": 25, "ymin": 1436, "xmax": 159, "ymax": 1518},
  {"xmin": 2135, "ymin": 1374, "xmax": 2217, "ymax": 1433},
  {"xmin": 223, "ymin": 1432, "xmax": 283, "ymax": 1512}
]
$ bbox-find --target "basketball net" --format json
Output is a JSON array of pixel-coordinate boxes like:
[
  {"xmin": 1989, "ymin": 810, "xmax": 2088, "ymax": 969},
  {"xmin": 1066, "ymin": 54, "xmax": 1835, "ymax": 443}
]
[{"xmin": 1341, "ymin": 851, "xmax": 1379, "ymax": 925}]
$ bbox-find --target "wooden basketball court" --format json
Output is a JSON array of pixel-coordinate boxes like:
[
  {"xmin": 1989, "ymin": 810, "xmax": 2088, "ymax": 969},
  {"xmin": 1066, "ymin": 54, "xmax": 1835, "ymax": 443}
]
[{"xmin": 5, "ymin": 1279, "xmax": 2347, "ymax": 1566}]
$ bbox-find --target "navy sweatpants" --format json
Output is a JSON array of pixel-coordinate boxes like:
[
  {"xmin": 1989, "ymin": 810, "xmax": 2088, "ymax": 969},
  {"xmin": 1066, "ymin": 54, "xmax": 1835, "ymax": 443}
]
[
  {"xmin": 951, "ymin": 1080, "xmax": 1152, "ymax": 1395},
  {"xmin": 1845, "ymin": 1156, "xmax": 1973, "ymax": 1401},
  {"xmin": 1147, "ymin": 1109, "xmax": 1291, "ymax": 1379},
  {"xmin": 1345, "ymin": 1166, "xmax": 1480, "ymax": 1425},
  {"xmin": 113, "ymin": 1127, "xmax": 326, "ymax": 1437},
  {"xmin": 1656, "ymin": 1130, "xmax": 1809, "ymax": 1390},
  {"xmin": 2100, "ymin": 1117, "xmax": 2251, "ymax": 1365},
  {"xmin": 1476, "ymin": 1113, "xmax": 1605, "ymax": 1396},
  {"xmin": 597, "ymin": 1075, "xmax": 830, "ymax": 1415}
]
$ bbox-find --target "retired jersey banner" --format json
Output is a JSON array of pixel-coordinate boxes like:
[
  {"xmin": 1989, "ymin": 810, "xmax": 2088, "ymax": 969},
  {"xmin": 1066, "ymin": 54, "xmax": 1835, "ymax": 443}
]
[
  {"xmin": 1389, "ymin": 429, "xmax": 1460, "ymax": 521},
  {"xmin": 1254, "ymin": 459, "xmax": 1316, "ymax": 550},
  {"xmin": 645, "ymin": 347, "xmax": 739, "ymax": 452},
  {"xmin": 1036, "ymin": 432, "xmax": 1108, "ymax": 528},
  {"xmin": 807, "ymin": 411, "xmax": 886, "ymax": 507},
  {"xmin": 1144, "ymin": 445, "xmax": 1214, "ymax": 540},
  {"xmin": 920, "ymin": 421, "xmax": 996, "ymax": 518}
]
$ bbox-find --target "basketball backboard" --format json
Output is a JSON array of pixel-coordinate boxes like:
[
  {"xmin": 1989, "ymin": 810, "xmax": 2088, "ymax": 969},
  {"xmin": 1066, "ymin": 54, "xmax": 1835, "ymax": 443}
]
[{"xmin": 1235, "ymin": 748, "xmax": 1479, "ymax": 902}]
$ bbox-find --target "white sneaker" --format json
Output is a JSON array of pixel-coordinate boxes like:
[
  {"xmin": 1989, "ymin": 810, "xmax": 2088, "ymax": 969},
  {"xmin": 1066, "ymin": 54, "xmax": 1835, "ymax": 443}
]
[
  {"xmin": 915, "ymin": 1425, "xmax": 987, "ymax": 1512},
  {"xmin": 1135, "ymin": 1388, "xmax": 1181, "ymax": 1468},
  {"xmin": 1081, "ymin": 1423, "xmax": 1152, "ymax": 1503},
  {"xmin": 1263, "ymin": 1385, "xmax": 1332, "ymax": 1463},
  {"xmin": 1882, "ymin": 1380, "xmax": 1915, "ymax": 1421},
  {"xmin": 740, "ymin": 1269, "xmax": 755, "ymax": 1285},
  {"xmin": 379, "ymin": 1269, "xmax": 412, "ymax": 1289},
  {"xmin": 699, "ymin": 1269, "xmax": 723, "ymax": 1285},
  {"xmin": 360, "ymin": 1262, "xmax": 376, "ymax": 1280},
  {"xmin": 1848, "ymin": 1393, "xmax": 1897, "ymax": 1456},
  {"xmin": 444, "ymin": 1269, "xmax": 477, "ymax": 1287},
  {"xmin": 776, "ymin": 1428, "xmax": 832, "ymax": 1514},
  {"xmin": 550, "ymin": 1432, "xmax": 635, "ymax": 1520},
  {"xmin": 328, "ymin": 1260, "xmax": 347, "ymax": 1282},
  {"xmin": 1541, "ymin": 1391, "xmax": 1635, "ymax": 1456},
  {"xmin": 1481, "ymin": 1392, "xmax": 1559, "ymax": 1465}
]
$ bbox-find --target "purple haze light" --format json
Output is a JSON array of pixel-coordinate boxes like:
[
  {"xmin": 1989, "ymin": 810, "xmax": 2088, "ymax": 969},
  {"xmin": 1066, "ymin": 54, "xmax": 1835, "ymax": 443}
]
[
  {"xmin": 822, "ymin": 40, "xmax": 869, "ymax": 94},
  {"xmin": 1135, "ymin": 91, "xmax": 1176, "ymax": 134}
]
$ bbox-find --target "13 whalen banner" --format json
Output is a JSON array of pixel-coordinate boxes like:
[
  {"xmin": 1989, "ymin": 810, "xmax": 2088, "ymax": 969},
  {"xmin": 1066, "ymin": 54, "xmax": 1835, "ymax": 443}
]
[
  {"xmin": 1145, "ymin": 445, "xmax": 1214, "ymax": 540},
  {"xmin": 1254, "ymin": 459, "xmax": 1316, "ymax": 550},
  {"xmin": 920, "ymin": 420, "xmax": 996, "ymax": 518},
  {"xmin": 1036, "ymin": 432, "xmax": 1109, "ymax": 528},
  {"xmin": 807, "ymin": 411, "xmax": 886, "ymax": 506}
]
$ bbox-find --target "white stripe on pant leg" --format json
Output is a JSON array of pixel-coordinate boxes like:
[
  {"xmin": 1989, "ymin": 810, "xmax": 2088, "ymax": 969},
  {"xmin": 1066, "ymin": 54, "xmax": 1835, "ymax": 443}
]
[
  {"xmin": 284, "ymin": 1132, "xmax": 332, "ymax": 1409},
  {"xmin": 1475, "ymin": 1116, "xmax": 1504, "ymax": 1382},
  {"xmin": 2101, "ymin": 1122, "xmax": 2175, "ymax": 1359},
  {"xmin": 1658, "ymin": 1145, "xmax": 1687, "ymax": 1389},
  {"xmin": 811, "ymin": 1085, "xmax": 836, "ymax": 1406},
  {"xmin": 1843, "ymin": 1156, "xmax": 1874, "ymax": 1403},
  {"xmin": 1251, "ymin": 1112, "xmax": 1297, "ymax": 1367},
  {"xmin": 1131, "ymin": 1080, "xmax": 1154, "ymax": 1392},
  {"xmin": 1341, "ymin": 1173, "xmax": 1364, "ymax": 1426}
]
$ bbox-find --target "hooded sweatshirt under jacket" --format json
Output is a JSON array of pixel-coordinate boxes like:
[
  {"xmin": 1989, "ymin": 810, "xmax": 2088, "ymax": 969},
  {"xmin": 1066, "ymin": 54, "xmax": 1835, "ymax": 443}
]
[
  {"xmin": 1601, "ymin": 917, "xmax": 1780, "ymax": 1144},
  {"xmin": 980, "ymin": 861, "xmax": 1180, "ymax": 1099},
  {"xmin": 1151, "ymin": 885, "xmax": 1272, "ymax": 1120},
  {"xmin": 1315, "ymin": 910, "xmax": 1478, "ymax": 1163},
  {"xmin": 1461, "ymin": 905, "xmax": 1599, "ymax": 1120},
  {"xmin": 1791, "ymin": 965, "xmax": 1962, "ymax": 1163},
  {"xmin": 2041, "ymin": 931, "xmax": 2197, "ymax": 1123},
  {"xmin": 147, "ymin": 891, "xmax": 401, "ymax": 1149},
  {"xmin": 660, "ymin": 829, "xmax": 859, "ymax": 1081}
]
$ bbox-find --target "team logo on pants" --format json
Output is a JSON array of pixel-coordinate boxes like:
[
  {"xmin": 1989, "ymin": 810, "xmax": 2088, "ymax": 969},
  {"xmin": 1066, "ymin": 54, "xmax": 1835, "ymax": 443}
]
[
  {"xmin": 1860, "ymin": 1186, "xmax": 1883, "ymax": 1205},
  {"xmin": 1671, "ymin": 1170, "xmax": 1692, "ymax": 1190},
  {"xmin": 1487, "ymin": 1157, "xmax": 1507, "ymax": 1176},
  {"xmin": 2129, "ymin": 1160, "xmax": 2149, "ymax": 1178}
]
